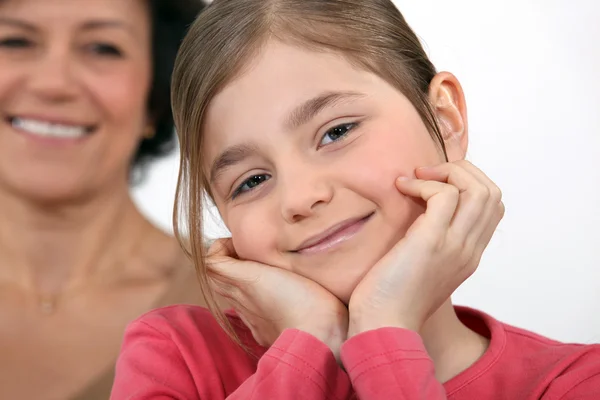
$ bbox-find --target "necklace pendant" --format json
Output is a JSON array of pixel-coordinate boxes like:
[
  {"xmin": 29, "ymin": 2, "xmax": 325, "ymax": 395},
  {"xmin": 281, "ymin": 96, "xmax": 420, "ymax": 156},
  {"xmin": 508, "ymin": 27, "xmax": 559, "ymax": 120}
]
[{"xmin": 39, "ymin": 297, "xmax": 56, "ymax": 314}]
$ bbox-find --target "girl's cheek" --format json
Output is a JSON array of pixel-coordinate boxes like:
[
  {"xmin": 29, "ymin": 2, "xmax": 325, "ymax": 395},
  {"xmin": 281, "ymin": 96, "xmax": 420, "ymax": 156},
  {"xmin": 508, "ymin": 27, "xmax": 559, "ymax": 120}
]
[{"xmin": 229, "ymin": 211, "xmax": 272, "ymax": 262}]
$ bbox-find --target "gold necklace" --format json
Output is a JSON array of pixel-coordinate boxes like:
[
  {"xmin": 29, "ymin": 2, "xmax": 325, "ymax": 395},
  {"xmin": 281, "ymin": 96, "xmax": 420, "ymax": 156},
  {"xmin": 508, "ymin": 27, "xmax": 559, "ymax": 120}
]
[
  {"xmin": 38, "ymin": 294, "xmax": 58, "ymax": 315},
  {"xmin": 30, "ymin": 227, "xmax": 148, "ymax": 316}
]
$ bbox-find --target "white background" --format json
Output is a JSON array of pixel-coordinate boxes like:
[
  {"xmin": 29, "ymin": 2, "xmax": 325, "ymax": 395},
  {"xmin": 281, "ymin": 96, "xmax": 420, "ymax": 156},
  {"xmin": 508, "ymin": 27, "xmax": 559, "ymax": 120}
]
[{"xmin": 132, "ymin": 0, "xmax": 600, "ymax": 343}]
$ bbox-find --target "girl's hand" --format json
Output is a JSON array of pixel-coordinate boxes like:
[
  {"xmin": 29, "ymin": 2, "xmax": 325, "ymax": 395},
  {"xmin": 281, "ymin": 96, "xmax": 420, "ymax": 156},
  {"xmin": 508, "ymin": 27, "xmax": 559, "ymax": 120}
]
[
  {"xmin": 348, "ymin": 160, "xmax": 504, "ymax": 336},
  {"xmin": 207, "ymin": 239, "xmax": 348, "ymax": 361}
]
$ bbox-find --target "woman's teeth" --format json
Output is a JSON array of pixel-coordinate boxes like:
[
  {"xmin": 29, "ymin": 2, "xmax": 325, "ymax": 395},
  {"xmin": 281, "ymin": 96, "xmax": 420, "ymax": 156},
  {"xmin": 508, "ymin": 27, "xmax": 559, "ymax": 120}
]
[{"xmin": 11, "ymin": 117, "xmax": 89, "ymax": 138}]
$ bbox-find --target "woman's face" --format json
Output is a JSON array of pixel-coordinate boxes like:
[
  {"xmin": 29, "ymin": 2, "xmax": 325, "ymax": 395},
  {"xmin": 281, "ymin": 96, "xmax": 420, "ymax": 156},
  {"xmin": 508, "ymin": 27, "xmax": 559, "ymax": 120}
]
[
  {"xmin": 203, "ymin": 41, "xmax": 466, "ymax": 303},
  {"xmin": 0, "ymin": 0, "xmax": 152, "ymax": 202}
]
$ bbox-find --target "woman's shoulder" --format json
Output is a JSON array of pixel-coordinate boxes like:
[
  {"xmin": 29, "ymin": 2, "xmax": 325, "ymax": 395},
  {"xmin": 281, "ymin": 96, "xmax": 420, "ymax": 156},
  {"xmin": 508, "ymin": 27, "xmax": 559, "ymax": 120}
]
[{"xmin": 134, "ymin": 227, "xmax": 208, "ymax": 306}]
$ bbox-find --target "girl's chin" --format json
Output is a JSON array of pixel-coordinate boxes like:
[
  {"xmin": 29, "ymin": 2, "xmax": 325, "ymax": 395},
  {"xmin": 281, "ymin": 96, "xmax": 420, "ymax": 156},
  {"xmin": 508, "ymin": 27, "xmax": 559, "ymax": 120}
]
[{"xmin": 324, "ymin": 281, "xmax": 364, "ymax": 306}]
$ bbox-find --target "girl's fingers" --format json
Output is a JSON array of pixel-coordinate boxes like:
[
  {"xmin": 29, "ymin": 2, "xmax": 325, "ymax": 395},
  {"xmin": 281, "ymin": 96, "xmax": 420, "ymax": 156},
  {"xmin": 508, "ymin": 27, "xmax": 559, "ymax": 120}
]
[
  {"xmin": 452, "ymin": 161, "xmax": 503, "ymax": 243},
  {"xmin": 467, "ymin": 194, "xmax": 504, "ymax": 247},
  {"xmin": 411, "ymin": 163, "xmax": 488, "ymax": 237},
  {"xmin": 419, "ymin": 162, "xmax": 504, "ymax": 243},
  {"xmin": 207, "ymin": 237, "xmax": 236, "ymax": 258},
  {"xmin": 206, "ymin": 238, "xmax": 236, "ymax": 278},
  {"xmin": 206, "ymin": 238, "xmax": 260, "ymax": 299},
  {"xmin": 455, "ymin": 160, "xmax": 503, "ymax": 204},
  {"xmin": 395, "ymin": 177, "xmax": 459, "ymax": 232},
  {"xmin": 400, "ymin": 161, "xmax": 503, "ymax": 259},
  {"xmin": 206, "ymin": 238, "xmax": 261, "ymax": 282},
  {"xmin": 471, "ymin": 202, "xmax": 505, "ymax": 265},
  {"xmin": 416, "ymin": 161, "xmax": 501, "ymax": 205}
]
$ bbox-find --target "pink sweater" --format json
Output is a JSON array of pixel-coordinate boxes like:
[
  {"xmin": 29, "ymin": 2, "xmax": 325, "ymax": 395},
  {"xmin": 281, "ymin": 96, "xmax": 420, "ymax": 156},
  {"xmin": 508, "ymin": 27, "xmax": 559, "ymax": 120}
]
[{"xmin": 111, "ymin": 305, "xmax": 600, "ymax": 399}]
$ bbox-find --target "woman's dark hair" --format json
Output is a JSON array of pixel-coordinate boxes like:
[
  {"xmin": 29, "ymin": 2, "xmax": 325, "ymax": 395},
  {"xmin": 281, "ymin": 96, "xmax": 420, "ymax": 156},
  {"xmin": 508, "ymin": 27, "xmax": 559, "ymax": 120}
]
[{"xmin": 133, "ymin": 0, "xmax": 206, "ymax": 170}]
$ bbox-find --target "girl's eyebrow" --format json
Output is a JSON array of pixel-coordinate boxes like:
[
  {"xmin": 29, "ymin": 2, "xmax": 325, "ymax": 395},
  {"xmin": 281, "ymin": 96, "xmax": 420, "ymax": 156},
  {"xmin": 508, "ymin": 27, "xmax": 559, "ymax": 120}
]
[
  {"xmin": 209, "ymin": 143, "xmax": 260, "ymax": 184},
  {"xmin": 285, "ymin": 90, "xmax": 366, "ymax": 130}
]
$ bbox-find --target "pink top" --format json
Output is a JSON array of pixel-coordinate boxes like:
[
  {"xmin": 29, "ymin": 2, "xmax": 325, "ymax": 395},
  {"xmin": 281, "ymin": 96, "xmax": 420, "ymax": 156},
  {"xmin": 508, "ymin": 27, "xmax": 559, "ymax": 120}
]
[{"xmin": 111, "ymin": 305, "xmax": 600, "ymax": 399}]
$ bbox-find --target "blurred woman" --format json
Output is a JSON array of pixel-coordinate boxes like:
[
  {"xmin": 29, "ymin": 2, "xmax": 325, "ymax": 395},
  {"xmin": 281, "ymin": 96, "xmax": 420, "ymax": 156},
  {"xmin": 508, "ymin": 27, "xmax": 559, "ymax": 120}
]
[{"xmin": 0, "ymin": 1, "xmax": 206, "ymax": 399}]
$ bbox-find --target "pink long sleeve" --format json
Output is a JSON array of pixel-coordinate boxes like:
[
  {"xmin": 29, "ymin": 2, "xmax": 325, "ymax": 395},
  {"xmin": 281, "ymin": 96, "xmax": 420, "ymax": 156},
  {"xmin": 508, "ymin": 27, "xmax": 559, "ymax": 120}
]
[
  {"xmin": 341, "ymin": 328, "xmax": 446, "ymax": 399},
  {"xmin": 110, "ymin": 306, "xmax": 352, "ymax": 399},
  {"xmin": 227, "ymin": 329, "xmax": 352, "ymax": 399},
  {"xmin": 111, "ymin": 305, "xmax": 600, "ymax": 400}
]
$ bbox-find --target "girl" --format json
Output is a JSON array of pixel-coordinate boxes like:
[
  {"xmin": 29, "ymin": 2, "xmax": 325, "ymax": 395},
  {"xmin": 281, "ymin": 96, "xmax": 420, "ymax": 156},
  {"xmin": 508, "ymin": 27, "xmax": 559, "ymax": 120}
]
[{"xmin": 111, "ymin": 0, "xmax": 600, "ymax": 399}]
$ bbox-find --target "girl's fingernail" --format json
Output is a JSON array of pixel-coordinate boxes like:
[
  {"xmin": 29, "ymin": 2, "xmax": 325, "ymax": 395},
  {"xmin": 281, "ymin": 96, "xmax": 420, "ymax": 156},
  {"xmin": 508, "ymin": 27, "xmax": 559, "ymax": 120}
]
[{"xmin": 397, "ymin": 176, "xmax": 409, "ymax": 181}]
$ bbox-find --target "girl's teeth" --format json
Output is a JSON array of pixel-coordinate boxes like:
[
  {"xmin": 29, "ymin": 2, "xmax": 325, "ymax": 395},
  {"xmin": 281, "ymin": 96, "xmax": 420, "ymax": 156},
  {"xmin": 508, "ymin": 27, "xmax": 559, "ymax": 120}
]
[{"xmin": 12, "ymin": 118, "xmax": 88, "ymax": 138}]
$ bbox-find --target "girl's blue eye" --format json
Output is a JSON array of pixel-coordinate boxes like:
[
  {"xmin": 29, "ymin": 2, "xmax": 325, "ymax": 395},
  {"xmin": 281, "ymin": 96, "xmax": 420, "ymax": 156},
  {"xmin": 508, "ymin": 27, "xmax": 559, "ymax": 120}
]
[
  {"xmin": 232, "ymin": 174, "xmax": 271, "ymax": 199},
  {"xmin": 319, "ymin": 122, "xmax": 358, "ymax": 146}
]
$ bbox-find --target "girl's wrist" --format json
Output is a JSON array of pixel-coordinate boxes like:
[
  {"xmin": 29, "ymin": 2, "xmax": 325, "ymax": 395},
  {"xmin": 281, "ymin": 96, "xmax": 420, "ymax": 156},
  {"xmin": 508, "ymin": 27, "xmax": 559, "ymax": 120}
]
[
  {"xmin": 299, "ymin": 317, "xmax": 347, "ymax": 361},
  {"xmin": 347, "ymin": 310, "xmax": 419, "ymax": 339}
]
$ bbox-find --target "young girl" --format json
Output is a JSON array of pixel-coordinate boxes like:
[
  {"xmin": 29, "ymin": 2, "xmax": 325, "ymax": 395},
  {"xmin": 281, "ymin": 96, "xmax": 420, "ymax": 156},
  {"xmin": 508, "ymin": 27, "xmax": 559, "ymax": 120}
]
[{"xmin": 111, "ymin": 0, "xmax": 600, "ymax": 398}]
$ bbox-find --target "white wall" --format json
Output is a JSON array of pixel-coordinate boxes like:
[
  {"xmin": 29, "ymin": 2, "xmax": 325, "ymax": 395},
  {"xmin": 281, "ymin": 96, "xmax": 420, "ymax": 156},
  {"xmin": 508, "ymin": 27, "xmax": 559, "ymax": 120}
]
[{"xmin": 132, "ymin": 0, "xmax": 600, "ymax": 344}]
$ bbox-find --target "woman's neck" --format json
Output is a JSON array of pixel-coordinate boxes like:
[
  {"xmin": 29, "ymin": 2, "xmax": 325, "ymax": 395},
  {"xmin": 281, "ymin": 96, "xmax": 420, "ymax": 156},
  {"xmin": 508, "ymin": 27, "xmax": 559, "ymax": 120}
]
[
  {"xmin": 0, "ymin": 182, "xmax": 150, "ymax": 296},
  {"xmin": 420, "ymin": 300, "xmax": 490, "ymax": 383}
]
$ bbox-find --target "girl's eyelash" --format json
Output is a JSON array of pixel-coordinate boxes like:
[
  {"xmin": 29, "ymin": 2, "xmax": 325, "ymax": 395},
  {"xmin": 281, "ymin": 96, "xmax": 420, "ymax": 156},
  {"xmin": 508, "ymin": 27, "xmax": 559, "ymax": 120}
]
[
  {"xmin": 318, "ymin": 121, "xmax": 359, "ymax": 147},
  {"xmin": 231, "ymin": 174, "xmax": 271, "ymax": 199}
]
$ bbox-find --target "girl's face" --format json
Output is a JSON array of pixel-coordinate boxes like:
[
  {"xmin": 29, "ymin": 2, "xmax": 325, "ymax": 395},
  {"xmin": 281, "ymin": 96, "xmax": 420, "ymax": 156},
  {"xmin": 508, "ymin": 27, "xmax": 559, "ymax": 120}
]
[
  {"xmin": 0, "ymin": 0, "xmax": 152, "ymax": 202},
  {"xmin": 203, "ymin": 41, "xmax": 467, "ymax": 303}
]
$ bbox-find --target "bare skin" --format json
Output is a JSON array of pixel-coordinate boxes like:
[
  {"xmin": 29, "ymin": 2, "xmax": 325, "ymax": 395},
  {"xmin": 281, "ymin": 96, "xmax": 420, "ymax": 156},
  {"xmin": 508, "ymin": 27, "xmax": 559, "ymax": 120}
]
[{"xmin": 0, "ymin": 190, "xmax": 203, "ymax": 400}]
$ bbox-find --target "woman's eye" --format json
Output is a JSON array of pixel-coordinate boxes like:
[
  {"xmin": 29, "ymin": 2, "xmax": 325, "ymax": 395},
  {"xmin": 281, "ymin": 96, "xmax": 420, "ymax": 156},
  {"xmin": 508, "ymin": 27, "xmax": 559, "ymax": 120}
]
[
  {"xmin": 232, "ymin": 174, "xmax": 271, "ymax": 199},
  {"xmin": 319, "ymin": 122, "xmax": 358, "ymax": 147},
  {"xmin": 87, "ymin": 43, "xmax": 123, "ymax": 57},
  {"xmin": 0, "ymin": 37, "xmax": 32, "ymax": 49}
]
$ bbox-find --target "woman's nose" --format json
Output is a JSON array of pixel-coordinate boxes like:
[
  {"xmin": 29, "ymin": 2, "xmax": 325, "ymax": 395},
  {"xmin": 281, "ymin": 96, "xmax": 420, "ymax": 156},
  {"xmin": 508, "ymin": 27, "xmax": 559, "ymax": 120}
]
[{"xmin": 26, "ymin": 47, "xmax": 79, "ymax": 102}]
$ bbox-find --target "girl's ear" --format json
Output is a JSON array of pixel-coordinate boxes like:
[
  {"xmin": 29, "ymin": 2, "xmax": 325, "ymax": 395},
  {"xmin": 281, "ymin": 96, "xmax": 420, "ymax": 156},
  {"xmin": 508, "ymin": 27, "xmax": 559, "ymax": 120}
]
[{"xmin": 428, "ymin": 72, "xmax": 468, "ymax": 161}]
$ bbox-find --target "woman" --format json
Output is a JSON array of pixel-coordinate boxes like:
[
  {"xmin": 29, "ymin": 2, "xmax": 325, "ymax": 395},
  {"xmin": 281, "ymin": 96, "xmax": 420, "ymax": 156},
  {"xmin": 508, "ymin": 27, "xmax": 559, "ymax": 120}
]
[{"xmin": 0, "ymin": 0, "xmax": 206, "ymax": 399}]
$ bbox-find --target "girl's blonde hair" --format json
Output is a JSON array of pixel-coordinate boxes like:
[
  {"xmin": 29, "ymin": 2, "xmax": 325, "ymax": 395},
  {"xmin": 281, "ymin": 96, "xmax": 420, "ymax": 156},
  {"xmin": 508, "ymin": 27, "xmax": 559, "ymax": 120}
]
[{"xmin": 171, "ymin": 0, "xmax": 447, "ymax": 338}]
